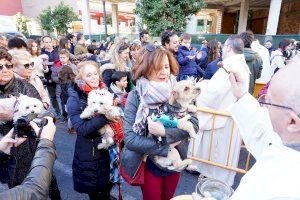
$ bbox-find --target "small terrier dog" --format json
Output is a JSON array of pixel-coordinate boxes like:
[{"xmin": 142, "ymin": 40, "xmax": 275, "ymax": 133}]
[
  {"xmin": 0, "ymin": 95, "xmax": 45, "ymax": 126},
  {"xmin": 80, "ymin": 89, "xmax": 120, "ymax": 149},
  {"xmin": 153, "ymin": 80, "xmax": 201, "ymax": 171},
  {"xmin": 13, "ymin": 94, "xmax": 45, "ymax": 122}
]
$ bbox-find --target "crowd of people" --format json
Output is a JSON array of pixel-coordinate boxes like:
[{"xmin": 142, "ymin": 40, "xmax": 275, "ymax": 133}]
[{"xmin": 0, "ymin": 28, "xmax": 299, "ymax": 200}]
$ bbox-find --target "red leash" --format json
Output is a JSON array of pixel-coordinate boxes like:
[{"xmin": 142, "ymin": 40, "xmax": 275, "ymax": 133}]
[{"xmin": 110, "ymin": 120, "xmax": 124, "ymax": 200}]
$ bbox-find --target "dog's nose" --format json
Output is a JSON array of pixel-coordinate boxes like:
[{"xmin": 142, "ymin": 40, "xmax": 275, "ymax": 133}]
[
  {"xmin": 94, "ymin": 109, "xmax": 98, "ymax": 113},
  {"xmin": 31, "ymin": 111, "xmax": 35, "ymax": 114},
  {"xmin": 194, "ymin": 87, "xmax": 201, "ymax": 93}
]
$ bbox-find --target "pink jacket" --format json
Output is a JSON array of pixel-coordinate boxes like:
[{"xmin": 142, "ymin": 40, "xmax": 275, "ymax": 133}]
[{"xmin": 14, "ymin": 73, "xmax": 51, "ymax": 109}]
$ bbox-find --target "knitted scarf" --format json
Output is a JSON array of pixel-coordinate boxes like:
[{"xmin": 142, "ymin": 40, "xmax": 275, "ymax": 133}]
[
  {"xmin": 76, "ymin": 80, "xmax": 106, "ymax": 94},
  {"xmin": 133, "ymin": 75, "xmax": 177, "ymax": 133}
]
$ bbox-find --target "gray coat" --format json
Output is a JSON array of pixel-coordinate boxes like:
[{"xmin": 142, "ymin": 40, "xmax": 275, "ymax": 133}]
[
  {"xmin": 121, "ymin": 90, "xmax": 199, "ymax": 177},
  {"xmin": 0, "ymin": 139, "xmax": 56, "ymax": 200}
]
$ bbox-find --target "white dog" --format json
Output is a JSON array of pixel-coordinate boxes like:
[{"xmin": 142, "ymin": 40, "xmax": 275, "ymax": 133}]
[
  {"xmin": 80, "ymin": 89, "xmax": 120, "ymax": 149},
  {"xmin": 13, "ymin": 94, "xmax": 45, "ymax": 122},
  {"xmin": 154, "ymin": 80, "xmax": 201, "ymax": 171}
]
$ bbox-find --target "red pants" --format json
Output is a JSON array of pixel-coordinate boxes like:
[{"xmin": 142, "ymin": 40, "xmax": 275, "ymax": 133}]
[{"xmin": 141, "ymin": 168, "xmax": 180, "ymax": 200}]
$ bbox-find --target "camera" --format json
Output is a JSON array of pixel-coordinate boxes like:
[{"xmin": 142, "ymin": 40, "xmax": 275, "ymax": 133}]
[
  {"xmin": 296, "ymin": 41, "xmax": 300, "ymax": 51},
  {"xmin": 14, "ymin": 112, "xmax": 53, "ymax": 138},
  {"xmin": 283, "ymin": 49, "xmax": 293, "ymax": 59}
]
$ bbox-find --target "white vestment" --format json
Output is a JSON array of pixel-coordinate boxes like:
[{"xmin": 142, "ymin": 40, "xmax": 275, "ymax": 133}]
[
  {"xmin": 189, "ymin": 54, "xmax": 250, "ymax": 186},
  {"xmin": 251, "ymin": 40, "xmax": 272, "ymax": 84},
  {"xmin": 229, "ymin": 94, "xmax": 300, "ymax": 200}
]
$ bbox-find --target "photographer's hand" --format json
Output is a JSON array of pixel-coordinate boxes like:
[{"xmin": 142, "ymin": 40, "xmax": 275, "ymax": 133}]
[
  {"xmin": 0, "ymin": 129, "xmax": 26, "ymax": 155},
  {"xmin": 30, "ymin": 117, "xmax": 56, "ymax": 141},
  {"xmin": 0, "ymin": 106, "xmax": 13, "ymax": 121}
]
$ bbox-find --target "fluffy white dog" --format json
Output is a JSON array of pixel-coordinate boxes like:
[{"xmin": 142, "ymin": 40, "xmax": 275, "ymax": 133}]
[
  {"xmin": 0, "ymin": 94, "xmax": 45, "ymax": 125},
  {"xmin": 80, "ymin": 89, "xmax": 120, "ymax": 149},
  {"xmin": 13, "ymin": 94, "xmax": 45, "ymax": 122}
]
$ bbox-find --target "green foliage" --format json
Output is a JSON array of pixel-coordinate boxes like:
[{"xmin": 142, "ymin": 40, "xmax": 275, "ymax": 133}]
[
  {"xmin": 106, "ymin": 15, "xmax": 112, "ymax": 25},
  {"xmin": 38, "ymin": 1, "xmax": 78, "ymax": 35},
  {"xmin": 38, "ymin": 7, "xmax": 54, "ymax": 34},
  {"xmin": 135, "ymin": 0, "xmax": 206, "ymax": 36},
  {"xmin": 14, "ymin": 13, "xmax": 30, "ymax": 37}
]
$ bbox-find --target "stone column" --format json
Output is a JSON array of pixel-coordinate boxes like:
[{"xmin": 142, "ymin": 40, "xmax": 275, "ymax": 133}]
[
  {"xmin": 111, "ymin": 3, "xmax": 119, "ymax": 35},
  {"xmin": 81, "ymin": 0, "xmax": 92, "ymax": 41},
  {"xmin": 265, "ymin": 0, "xmax": 282, "ymax": 35},
  {"xmin": 216, "ymin": 9, "xmax": 223, "ymax": 34},
  {"xmin": 237, "ymin": 0, "xmax": 249, "ymax": 33}
]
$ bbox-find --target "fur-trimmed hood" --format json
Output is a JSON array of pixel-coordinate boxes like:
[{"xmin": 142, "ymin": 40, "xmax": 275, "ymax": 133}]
[{"xmin": 100, "ymin": 62, "xmax": 116, "ymax": 76}]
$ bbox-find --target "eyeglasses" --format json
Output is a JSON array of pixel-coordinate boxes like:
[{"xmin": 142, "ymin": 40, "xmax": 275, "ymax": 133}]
[
  {"xmin": 0, "ymin": 64, "xmax": 13, "ymax": 71},
  {"xmin": 258, "ymin": 94, "xmax": 300, "ymax": 117},
  {"xmin": 23, "ymin": 62, "xmax": 34, "ymax": 69}
]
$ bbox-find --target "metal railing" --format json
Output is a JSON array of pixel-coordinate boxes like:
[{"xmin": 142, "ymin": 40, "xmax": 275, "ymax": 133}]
[{"xmin": 188, "ymin": 107, "xmax": 252, "ymax": 174}]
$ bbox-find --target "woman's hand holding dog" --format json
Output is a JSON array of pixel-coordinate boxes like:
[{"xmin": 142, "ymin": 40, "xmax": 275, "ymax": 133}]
[
  {"xmin": 105, "ymin": 114, "xmax": 120, "ymax": 123},
  {"xmin": 147, "ymin": 117, "xmax": 166, "ymax": 137}
]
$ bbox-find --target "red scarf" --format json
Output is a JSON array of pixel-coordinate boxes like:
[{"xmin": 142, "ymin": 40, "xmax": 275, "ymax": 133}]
[{"xmin": 77, "ymin": 81, "xmax": 106, "ymax": 94}]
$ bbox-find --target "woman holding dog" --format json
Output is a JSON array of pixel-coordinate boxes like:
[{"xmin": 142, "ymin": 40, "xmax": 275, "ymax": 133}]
[
  {"xmin": 66, "ymin": 60, "xmax": 117, "ymax": 200},
  {"xmin": 122, "ymin": 44, "xmax": 199, "ymax": 200},
  {"xmin": 9, "ymin": 49, "xmax": 51, "ymax": 110},
  {"xmin": 0, "ymin": 49, "xmax": 42, "ymax": 187}
]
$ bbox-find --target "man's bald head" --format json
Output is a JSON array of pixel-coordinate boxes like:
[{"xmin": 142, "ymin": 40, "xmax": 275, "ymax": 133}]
[
  {"xmin": 267, "ymin": 55, "xmax": 300, "ymax": 144},
  {"xmin": 270, "ymin": 56, "xmax": 300, "ymax": 112}
]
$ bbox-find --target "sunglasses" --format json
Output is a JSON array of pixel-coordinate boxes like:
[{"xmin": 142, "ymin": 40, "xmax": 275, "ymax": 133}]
[
  {"xmin": 0, "ymin": 64, "xmax": 13, "ymax": 71},
  {"xmin": 23, "ymin": 62, "xmax": 34, "ymax": 69}
]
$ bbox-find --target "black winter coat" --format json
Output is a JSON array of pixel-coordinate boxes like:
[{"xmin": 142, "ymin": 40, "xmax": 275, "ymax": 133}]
[
  {"xmin": 0, "ymin": 77, "xmax": 41, "ymax": 187},
  {"xmin": 66, "ymin": 84, "xmax": 111, "ymax": 194}
]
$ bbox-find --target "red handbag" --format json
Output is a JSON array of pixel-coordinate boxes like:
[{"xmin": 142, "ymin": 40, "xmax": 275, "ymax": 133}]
[
  {"xmin": 119, "ymin": 156, "xmax": 146, "ymax": 186},
  {"xmin": 111, "ymin": 119, "xmax": 147, "ymax": 186}
]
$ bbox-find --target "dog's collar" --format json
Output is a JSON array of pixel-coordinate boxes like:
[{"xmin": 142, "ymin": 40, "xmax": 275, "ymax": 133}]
[{"xmin": 163, "ymin": 102, "xmax": 187, "ymax": 115}]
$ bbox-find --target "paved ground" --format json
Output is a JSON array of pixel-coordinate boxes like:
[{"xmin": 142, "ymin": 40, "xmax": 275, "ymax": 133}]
[{"xmin": 0, "ymin": 119, "xmax": 255, "ymax": 199}]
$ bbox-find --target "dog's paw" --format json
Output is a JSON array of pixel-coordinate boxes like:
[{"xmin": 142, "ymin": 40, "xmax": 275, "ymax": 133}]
[
  {"xmin": 97, "ymin": 142, "xmax": 108, "ymax": 150},
  {"xmin": 80, "ymin": 109, "xmax": 92, "ymax": 119},
  {"xmin": 186, "ymin": 164, "xmax": 198, "ymax": 172},
  {"xmin": 107, "ymin": 137, "xmax": 114, "ymax": 145},
  {"xmin": 187, "ymin": 105, "xmax": 197, "ymax": 113},
  {"xmin": 189, "ymin": 130, "xmax": 197, "ymax": 139}
]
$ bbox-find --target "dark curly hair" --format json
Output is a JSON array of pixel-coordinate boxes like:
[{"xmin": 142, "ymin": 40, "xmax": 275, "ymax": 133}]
[
  {"xmin": 0, "ymin": 49, "xmax": 12, "ymax": 61},
  {"xmin": 161, "ymin": 30, "xmax": 178, "ymax": 46},
  {"xmin": 58, "ymin": 66, "xmax": 76, "ymax": 84},
  {"xmin": 239, "ymin": 31, "xmax": 254, "ymax": 48},
  {"xmin": 208, "ymin": 39, "xmax": 220, "ymax": 63}
]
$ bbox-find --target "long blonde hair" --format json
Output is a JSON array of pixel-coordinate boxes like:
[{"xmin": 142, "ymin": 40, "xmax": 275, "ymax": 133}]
[{"xmin": 110, "ymin": 41, "xmax": 129, "ymax": 71}]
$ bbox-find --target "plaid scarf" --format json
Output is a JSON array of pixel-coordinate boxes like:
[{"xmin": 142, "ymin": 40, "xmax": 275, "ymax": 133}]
[{"xmin": 133, "ymin": 75, "xmax": 177, "ymax": 133}]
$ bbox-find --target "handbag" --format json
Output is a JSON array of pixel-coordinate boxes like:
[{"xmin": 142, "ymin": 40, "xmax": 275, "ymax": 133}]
[{"xmin": 119, "ymin": 155, "xmax": 147, "ymax": 186}]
